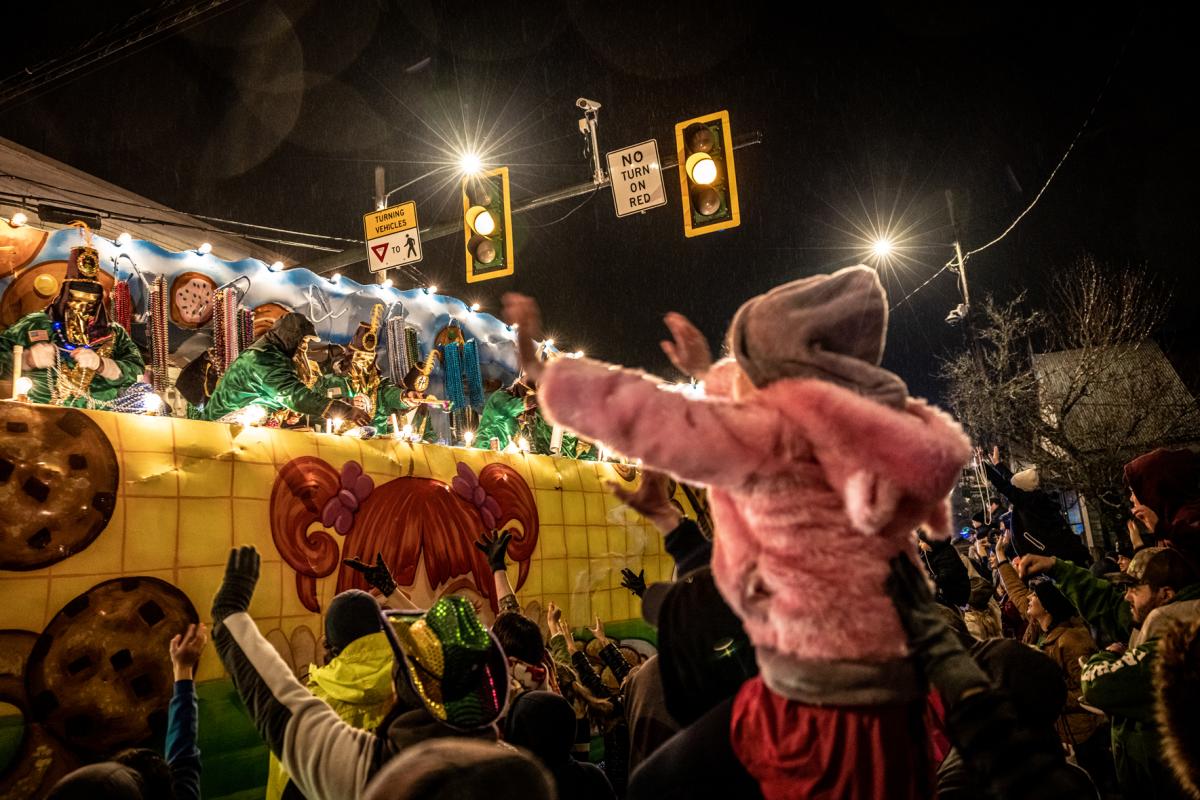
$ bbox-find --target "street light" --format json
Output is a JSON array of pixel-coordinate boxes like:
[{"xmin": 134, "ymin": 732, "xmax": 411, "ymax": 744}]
[{"xmin": 460, "ymin": 152, "xmax": 483, "ymax": 175}]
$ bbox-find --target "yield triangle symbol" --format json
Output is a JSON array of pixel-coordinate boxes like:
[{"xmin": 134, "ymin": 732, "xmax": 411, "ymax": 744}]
[{"xmin": 371, "ymin": 243, "xmax": 389, "ymax": 262}]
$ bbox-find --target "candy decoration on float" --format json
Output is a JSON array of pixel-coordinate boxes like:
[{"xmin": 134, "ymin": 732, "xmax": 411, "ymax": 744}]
[
  {"xmin": 112, "ymin": 280, "xmax": 132, "ymax": 333},
  {"xmin": 463, "ymin": 339, "xmax": 484, "ymax": 410},
  {"xmin": 148, "ymin": 275, "xmax": 170, "ymax": 393}
]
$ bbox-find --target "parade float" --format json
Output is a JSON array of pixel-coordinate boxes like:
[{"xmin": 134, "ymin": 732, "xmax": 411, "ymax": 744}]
[{"xmin": 0, "ymin": 219, "xmax": 708, "ymax": 799}]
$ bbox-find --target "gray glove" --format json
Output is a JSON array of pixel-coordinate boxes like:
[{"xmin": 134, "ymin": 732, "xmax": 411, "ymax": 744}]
[{"xmin": 885, "ymin": 553, "xmax": 989, "ymax": 705}]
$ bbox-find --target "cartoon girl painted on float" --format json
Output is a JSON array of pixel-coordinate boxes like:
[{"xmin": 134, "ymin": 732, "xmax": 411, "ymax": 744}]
[{"xmin": 270, "ymin": 458, "xmax": 538, "ymax": 621}]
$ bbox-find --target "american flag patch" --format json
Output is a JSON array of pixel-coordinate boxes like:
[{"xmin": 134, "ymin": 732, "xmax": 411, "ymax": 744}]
[{"xmin": 28, "ymin": 330, "xmax": 49, "ymax": 343}]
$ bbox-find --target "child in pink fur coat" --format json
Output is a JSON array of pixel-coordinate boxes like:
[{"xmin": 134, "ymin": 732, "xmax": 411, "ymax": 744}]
[{"xmin": 505, "ymin": 266, "xmax": 972, "ymax": 799}]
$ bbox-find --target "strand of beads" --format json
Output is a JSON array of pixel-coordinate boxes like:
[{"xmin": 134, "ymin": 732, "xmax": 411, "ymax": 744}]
[
  {"xmin": 148, "ymin": 275, "xmax": 170, "ymax": 393},
  {"xmin": 463, "ymin": 339, "xmax": 484, "ymax": 410},
  {"xmin": 386, "ymin": 316, "xmax": 406, "ymax": 383},
  {"xmin": 441, "ymin": 342, "xmax": 466, "ymax": 410},
  {"xmin": 404, "ymin": 327, "xmax": 421, "ymax": 377},
  {"xmin": 112, "ymin": 281, "xmax": 132, "ymax": 333}
]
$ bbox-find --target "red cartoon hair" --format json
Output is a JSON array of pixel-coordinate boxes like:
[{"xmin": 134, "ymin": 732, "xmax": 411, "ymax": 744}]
[{"xmin": 271, "ymin": 458, "xmax": 539, "ymax": 612}]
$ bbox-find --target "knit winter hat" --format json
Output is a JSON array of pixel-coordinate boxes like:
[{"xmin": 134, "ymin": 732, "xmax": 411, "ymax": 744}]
[
  {"xmin": 727, "ymin": 265, "xmax": 908, "ymax": 408},
  {"xmin": 47, "ymin": 763, "xmax": 144, "ymax": 799},
  {"xmin": 325, "ymin": 589, "xmax": 384, "ymax": 654},
  {"xmin": 1029, "ymin": 579, "xmax": 1077, "ymax": 627}
]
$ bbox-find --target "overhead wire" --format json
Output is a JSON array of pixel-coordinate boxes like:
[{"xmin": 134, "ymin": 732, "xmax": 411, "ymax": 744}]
[{"xmin": 889, "ymin": 22, "xmax": 1135, "ymax": 312}]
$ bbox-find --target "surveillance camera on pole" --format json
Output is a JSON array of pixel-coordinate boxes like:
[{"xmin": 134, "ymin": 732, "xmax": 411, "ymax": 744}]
[{"xmin": 576, "ymin": 98, "xmax": 606, "ymax": 185}]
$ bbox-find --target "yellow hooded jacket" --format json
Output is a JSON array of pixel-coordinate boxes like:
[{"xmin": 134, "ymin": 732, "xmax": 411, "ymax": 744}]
[{"xmin": 266, "ymin": 630, "xmax": 396, "ymax": 800}]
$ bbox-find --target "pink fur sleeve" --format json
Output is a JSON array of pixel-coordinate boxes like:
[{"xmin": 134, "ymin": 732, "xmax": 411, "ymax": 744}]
[
  {"xmin": 770, "ymin": 380, "xmax": 971, "ymax": 505},
  {"xmin": 538, "ymin": 357, "xmax": 790, "ymax": 488}
]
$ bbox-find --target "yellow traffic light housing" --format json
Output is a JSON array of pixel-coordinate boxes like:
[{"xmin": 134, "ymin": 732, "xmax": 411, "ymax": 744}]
[
  {"xmin": 675, "ymin": 110, "xmax": 740, "ymax": 237},
  {"xmin": 462, "ymin": 166, "xmax": 514, "ymax": 283}
]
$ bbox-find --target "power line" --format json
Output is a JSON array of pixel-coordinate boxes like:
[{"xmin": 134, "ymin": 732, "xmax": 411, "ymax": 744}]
[{"xmin": 890, "ymin": 21, "xmax": 1136, "ymax": 311}]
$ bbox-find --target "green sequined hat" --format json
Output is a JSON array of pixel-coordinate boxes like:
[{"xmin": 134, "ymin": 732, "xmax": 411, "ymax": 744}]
[{"xmin": 382, "ymin": 596, "xmax": 509, "ymax": 730}]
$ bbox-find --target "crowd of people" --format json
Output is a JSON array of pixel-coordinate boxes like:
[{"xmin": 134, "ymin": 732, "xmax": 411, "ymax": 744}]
[{"xmin": 45, "ymin": 266, "xmax": 1200, "ymax": 799}]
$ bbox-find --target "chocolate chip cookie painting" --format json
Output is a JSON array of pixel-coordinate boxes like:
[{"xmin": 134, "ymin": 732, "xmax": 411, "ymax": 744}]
[{"xmin": 0, "ymin": 403, "xmax": 199, "ymax": 795}]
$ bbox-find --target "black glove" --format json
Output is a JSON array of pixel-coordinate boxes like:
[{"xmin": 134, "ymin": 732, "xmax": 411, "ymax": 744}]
[
  {"xmin": 474, "ymin": 529, "xmax": 512, "ymax": 573},
  {"xmin": 885, "ymin": 553, "xmax": 989, "ymax": 705},
  {"xmin": 620, "ymin": 568, "xmax": 646, "ymax": 598},
  {"xmin": 327, "ymin": 400, "xmax": 372, "ymax": 428},
  {"xmin": 212, "ymin": 546, "xmax": 261, "ymax": 623},
  {"xmin": 343, "ymin": 552, "xmax": 398, "ymax": 596}
]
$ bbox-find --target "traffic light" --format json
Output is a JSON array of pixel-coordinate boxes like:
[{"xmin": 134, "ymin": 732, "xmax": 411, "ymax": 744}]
[
  {"xmin": 674, "ymin": 110, "xmax": 740, "ymax": 237},
  {"xmin": 462, "ymin": 167, "xmax": 514, "ymax": 283}
]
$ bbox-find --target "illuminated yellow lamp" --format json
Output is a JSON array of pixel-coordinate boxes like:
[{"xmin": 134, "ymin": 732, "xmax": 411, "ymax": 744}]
[
  {"xmin": 685, "ymin": 152, "xmax": 718, "ymax": 186},
  {"xmin": 463, "ymin": 430, "xmax": 476, "ymax": 446},
  {"xmin": 466, "ymin": 205, "xmax": 496, "ymax": 236},
  {"xmin": 10, "ymin": 211, "xmax": 28, "ymax": 226},
  {"xmin": 872, "ymin": 238, "xmax": 894, "ymax": 258},
  {"xmin": 14, "ymin": 376, "xmax": 32, "ymax": 401},
  {"xmin": 33, "ymin": 273, "xmax": 60, "ymax": 298}
]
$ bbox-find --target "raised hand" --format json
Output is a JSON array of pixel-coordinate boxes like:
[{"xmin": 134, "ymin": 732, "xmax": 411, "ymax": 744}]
[
  {"xmin": 660, "ymin": 312, "xmax": 713, "ymax": 379},
  {"xmin": 1016, "ymin": 553, "xmax": 1057, "ymax": 580},
  {"xmin": 589, "ymin": 615, "xmax": 609, "ymax": 647},
  {"xmin": 212, "ymin": 545, "xmax": 261, "ymax": 622},
  {"xmin": 606, "ymin": 469, "xmax": 681, "ymax": 532},
  {"xmin": 502, "ymin": 293, "xmax": 545, "ymax": 384},
  {"xmin": 474, "ymin": 529, "xmax": 513, "ymax": 573},
  {"xmin": 170, "ymin": 622, "xmax": 210, "ymax": 681},
  {"xmin": 620, "ymin": 568, "xmax": 646, "ymax": 598},
  {"xmin": 343, "ymin": 552, "xmax": 398, "ymax": 596}
]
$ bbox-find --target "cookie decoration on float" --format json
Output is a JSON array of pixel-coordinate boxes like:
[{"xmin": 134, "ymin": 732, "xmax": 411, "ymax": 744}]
[
  {"xmin": 24, "ymin": 577, "xmax": 199, "ymax": 753},
  {"xmin": 169, "ymin": 271, "xmax": 217, "ymax": 328},
  {"xmin": 0, "ymin": 403, "xmax": 119, "ymax": 571}
]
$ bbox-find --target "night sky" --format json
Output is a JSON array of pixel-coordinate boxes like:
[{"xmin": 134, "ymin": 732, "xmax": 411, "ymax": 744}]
[{"xmin": 2, "ymin": 2, "xmax": 1193, "ymax": 401}]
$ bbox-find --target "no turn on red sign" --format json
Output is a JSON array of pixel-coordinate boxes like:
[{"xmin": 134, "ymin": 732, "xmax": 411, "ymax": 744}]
[
  {"xmin": 363, "ymin": 201, "xmax": 423, "ymax": 273},
  {"xmin": 606, "ymin": 139, "xmax": 667, "ymax": 218}
]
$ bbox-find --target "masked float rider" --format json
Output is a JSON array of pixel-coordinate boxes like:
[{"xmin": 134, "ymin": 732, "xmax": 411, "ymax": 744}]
[
  {"xmin": 314, "ymin": 310, "xmax": 412, "ymax": 435},
  {"xmin": 475, "ymin": 375, "xmax": 596, "ymax": 459},
  {"xmin": 202, "ymin": 312, "xmax": 371, "ymax": 427},
  {"xmin": 0, "ymin": 245, "xmax": 143, "ymax": 406}
]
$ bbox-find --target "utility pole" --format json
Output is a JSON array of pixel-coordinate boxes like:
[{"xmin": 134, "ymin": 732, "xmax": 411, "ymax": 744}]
[
  {"xmin": 946, "ymin": 190, "xmax": 986, "ymax": 374},
  {"xmin": 373, "ymin": 165, "xmax": 387, "ymax": 284}
]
